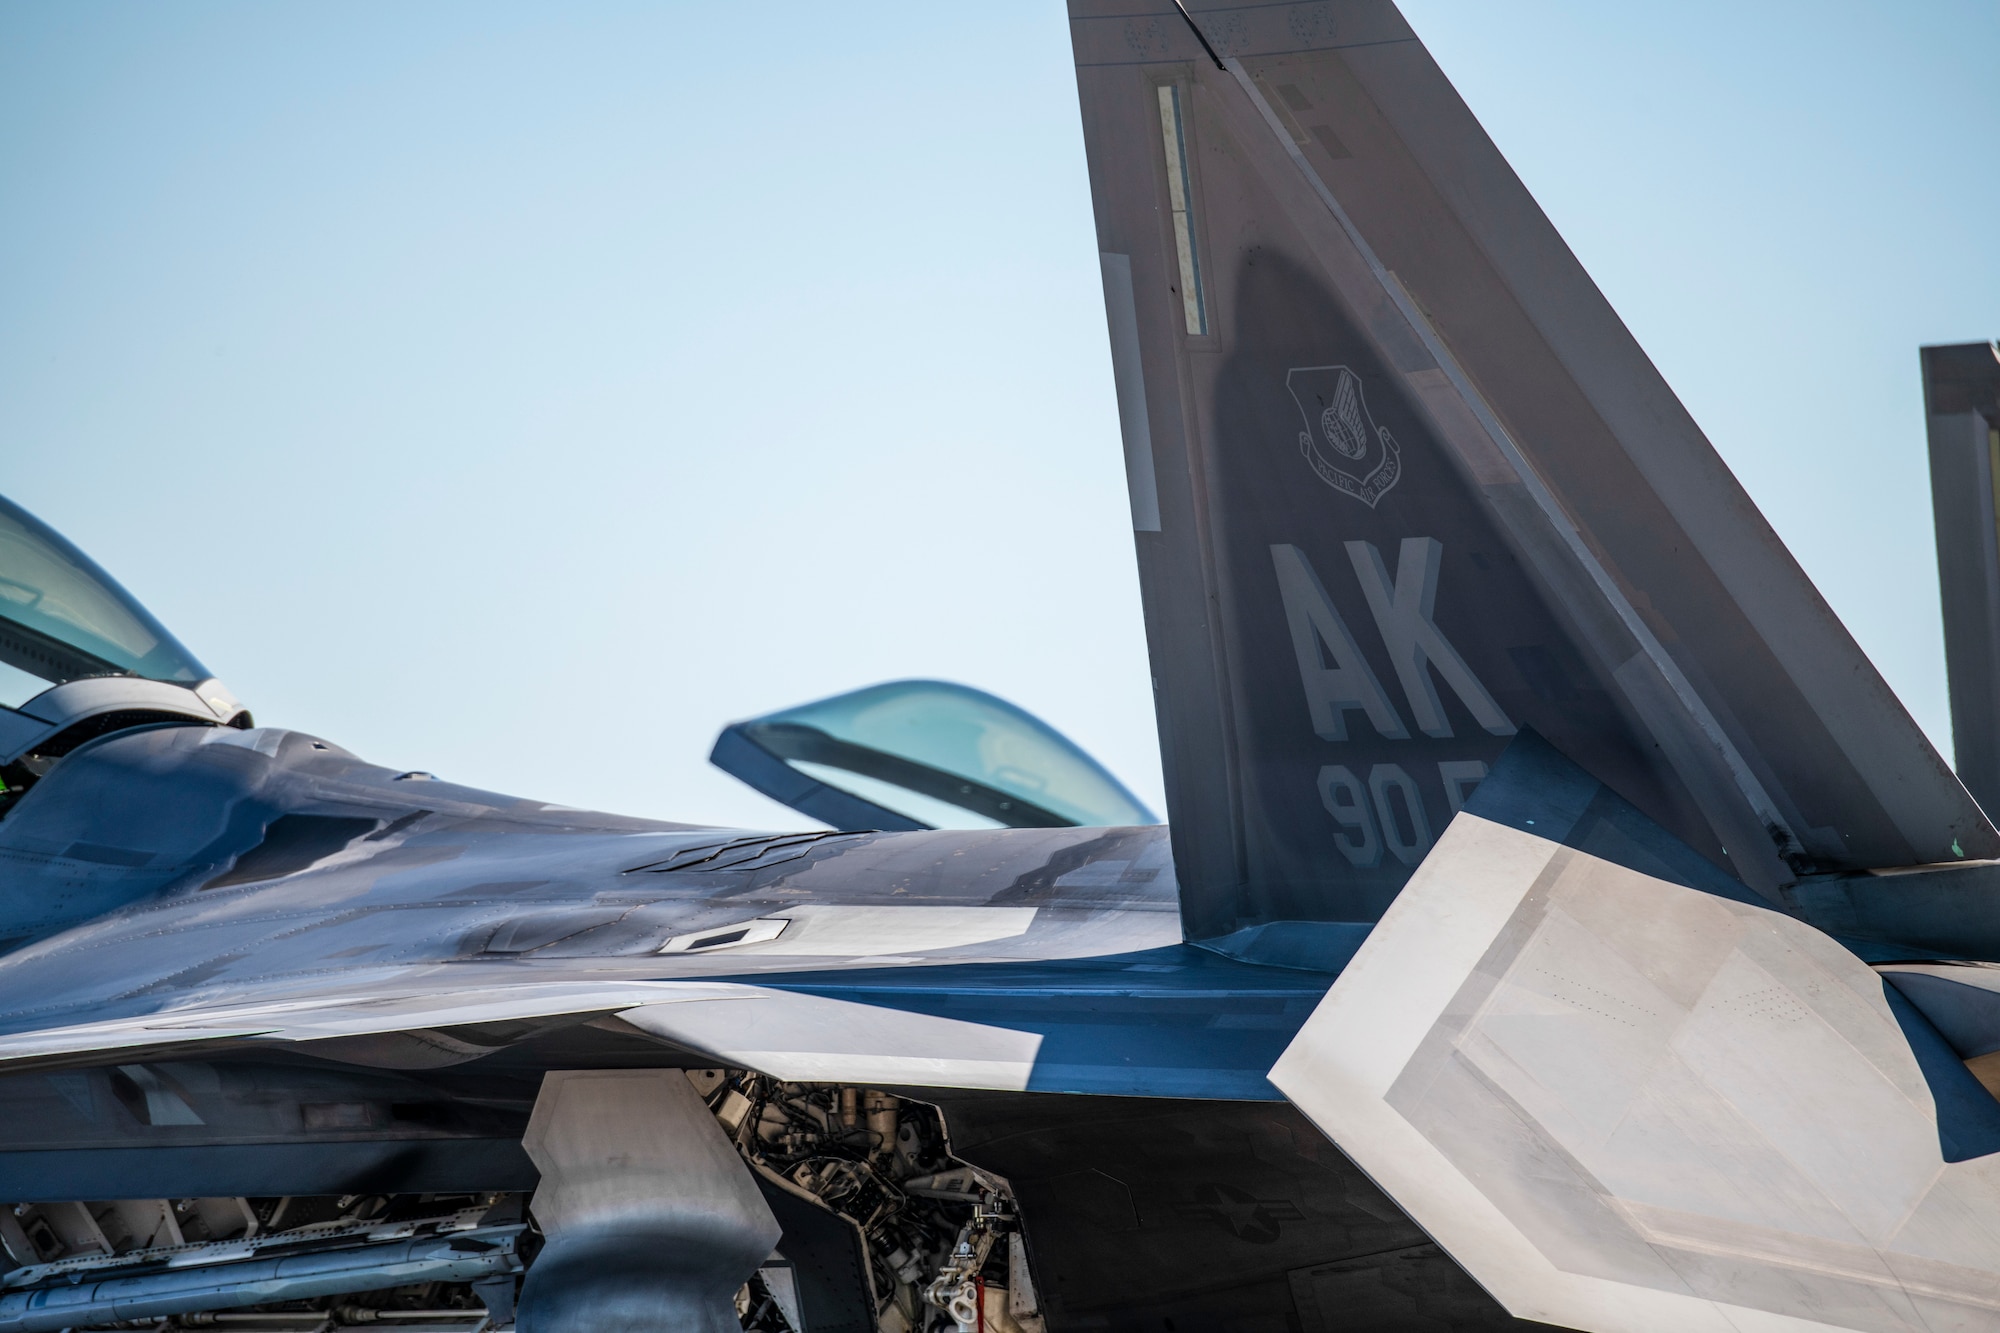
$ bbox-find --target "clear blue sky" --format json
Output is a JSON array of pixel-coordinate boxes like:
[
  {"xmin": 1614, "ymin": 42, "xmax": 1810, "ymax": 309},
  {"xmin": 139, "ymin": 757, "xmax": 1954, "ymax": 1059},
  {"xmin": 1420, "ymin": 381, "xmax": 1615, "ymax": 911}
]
[{"xmin": 1, "ymin": 1, "xmax": 1994, "ymax": 828}]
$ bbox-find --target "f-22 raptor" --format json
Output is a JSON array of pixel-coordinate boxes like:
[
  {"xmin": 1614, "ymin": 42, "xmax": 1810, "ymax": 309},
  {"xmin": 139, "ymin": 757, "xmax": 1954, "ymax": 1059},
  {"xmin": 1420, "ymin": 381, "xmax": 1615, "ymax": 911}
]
[{"xmin": 1, "ymin": 3, "xmax": 1999, "ymax": 1332}]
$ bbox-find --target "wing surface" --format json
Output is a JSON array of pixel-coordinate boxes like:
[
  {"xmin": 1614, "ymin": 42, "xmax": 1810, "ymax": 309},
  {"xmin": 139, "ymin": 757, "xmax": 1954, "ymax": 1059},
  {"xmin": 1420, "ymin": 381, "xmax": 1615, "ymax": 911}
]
[
  {"xmin": 1069, "ymin": 0, "xmax": 1994, "ymax": 944},
  {"xmin": 0, "ymin": 723, "xmax": 1337, "ymax": 1097},
  {"xmin": 0, "ymin": 947, "xmax": 1327, "ymax": 1102}
]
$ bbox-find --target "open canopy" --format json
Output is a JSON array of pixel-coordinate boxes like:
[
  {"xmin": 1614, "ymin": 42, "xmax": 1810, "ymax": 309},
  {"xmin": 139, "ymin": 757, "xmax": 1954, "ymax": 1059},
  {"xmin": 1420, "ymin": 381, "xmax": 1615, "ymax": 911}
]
[
  {"xmin": 710, "ymin": 679, "xmax": 1159, "ymax": 832},
  {"xmin": 0, "ymin": 495, "xmax": 209, "ymax": 709}
]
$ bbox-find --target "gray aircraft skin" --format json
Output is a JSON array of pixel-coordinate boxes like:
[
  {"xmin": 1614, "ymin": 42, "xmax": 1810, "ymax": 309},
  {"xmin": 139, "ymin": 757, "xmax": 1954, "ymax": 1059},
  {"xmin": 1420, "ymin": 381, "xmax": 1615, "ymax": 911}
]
[{"xmin": 2, "ymin": 3, "xmax": 2000, "ymax": 1333}]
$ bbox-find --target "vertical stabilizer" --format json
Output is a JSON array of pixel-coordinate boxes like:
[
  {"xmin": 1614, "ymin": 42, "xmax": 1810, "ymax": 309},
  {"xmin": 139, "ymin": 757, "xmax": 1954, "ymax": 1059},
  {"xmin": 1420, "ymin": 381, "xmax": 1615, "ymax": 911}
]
[
  {"xmin": 1924, "ymin": 342, "xmax": 2000, "ymax": 819},
  {"xmin": 1069, "ymin": 0, "xmax": 1995, "ymax": 942}
]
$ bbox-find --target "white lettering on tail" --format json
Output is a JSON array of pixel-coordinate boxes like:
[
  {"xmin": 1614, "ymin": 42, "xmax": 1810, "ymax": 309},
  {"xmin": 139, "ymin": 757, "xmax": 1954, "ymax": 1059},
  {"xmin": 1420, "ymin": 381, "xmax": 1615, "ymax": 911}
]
[
  {"xmin": 1272, "ymin": 544, "xmax": 1408, "ymax": 742},
  {"xmin": 1345, "ymin": 538, "xmax": 1514, "ymax": 738}
]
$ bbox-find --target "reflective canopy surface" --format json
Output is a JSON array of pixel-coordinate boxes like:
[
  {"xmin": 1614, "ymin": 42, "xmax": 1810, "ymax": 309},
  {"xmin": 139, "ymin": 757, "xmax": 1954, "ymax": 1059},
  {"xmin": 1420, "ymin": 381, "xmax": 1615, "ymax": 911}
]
[
  {"xmin": 0, "ymin": 495, "xmax": 208, "ymax": 707},
  {"xmin": 717, "ymin": 679, "xmax": 1160, "ymax": 831}
]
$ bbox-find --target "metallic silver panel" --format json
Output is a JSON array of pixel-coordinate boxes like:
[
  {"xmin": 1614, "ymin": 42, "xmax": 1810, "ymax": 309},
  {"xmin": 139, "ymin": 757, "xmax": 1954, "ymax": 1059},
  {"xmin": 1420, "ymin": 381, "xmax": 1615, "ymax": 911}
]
[
  {"xmin": 1099, "ymin": 252, "xmax": 1162, "ymax": 532},
  {"xmin": 1273, "ymin": 812, "xmax": 2000, "ymax": 1333}
]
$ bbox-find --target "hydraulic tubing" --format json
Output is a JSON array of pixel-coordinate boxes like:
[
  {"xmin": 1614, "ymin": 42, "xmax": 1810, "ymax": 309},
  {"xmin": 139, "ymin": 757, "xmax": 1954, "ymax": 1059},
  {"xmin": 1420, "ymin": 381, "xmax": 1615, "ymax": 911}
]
[{"xmin": 0, "ymin": 1225, "xmax": 523, "ymax": 1333}]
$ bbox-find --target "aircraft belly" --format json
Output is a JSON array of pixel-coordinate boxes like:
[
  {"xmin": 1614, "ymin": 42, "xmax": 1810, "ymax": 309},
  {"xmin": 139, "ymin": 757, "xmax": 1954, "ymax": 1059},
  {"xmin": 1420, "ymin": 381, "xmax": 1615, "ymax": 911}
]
[{"xmin": 929, "ymin": 1091, "xmax": 1537, "ymax": 1332}]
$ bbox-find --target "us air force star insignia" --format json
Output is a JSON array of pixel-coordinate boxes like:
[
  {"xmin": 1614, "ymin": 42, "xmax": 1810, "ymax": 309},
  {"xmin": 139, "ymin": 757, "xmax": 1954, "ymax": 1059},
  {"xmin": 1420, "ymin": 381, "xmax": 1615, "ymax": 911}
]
[{"xmin": 1286, "ymin": 365, "xmax": 1402, "ymax": 507}]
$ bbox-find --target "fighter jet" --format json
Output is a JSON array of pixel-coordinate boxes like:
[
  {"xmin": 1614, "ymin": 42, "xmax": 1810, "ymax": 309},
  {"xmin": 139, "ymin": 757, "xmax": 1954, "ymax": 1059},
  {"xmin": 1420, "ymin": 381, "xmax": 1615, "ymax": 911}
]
[{"xmin": 0, "ymin": 2, "xmax": 1997, "ymax": 1332}]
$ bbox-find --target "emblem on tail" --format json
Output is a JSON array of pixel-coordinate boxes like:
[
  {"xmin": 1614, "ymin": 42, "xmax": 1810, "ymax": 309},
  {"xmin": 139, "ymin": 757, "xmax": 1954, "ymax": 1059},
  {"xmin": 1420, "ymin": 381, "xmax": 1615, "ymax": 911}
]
[{"xmin": 1287, "ymin": 365, "xmax": 1401, "ymax": 507}]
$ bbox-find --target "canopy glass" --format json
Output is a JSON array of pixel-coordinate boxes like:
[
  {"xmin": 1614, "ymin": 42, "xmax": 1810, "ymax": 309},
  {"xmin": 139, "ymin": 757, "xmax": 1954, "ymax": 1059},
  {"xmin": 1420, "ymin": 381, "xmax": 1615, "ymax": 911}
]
[
  {"xmin": 0, "ymin": 495, "xmax": 208, "ymax": 709},
  {"xmin": 711, "ymin": 679, "xmax": 1159, "ymax": 832}
]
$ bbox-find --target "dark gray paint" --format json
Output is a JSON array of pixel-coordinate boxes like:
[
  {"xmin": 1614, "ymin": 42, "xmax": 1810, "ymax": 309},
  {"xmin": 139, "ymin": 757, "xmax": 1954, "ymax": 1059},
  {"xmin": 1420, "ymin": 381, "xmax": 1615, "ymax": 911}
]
[
  {"xmin": 0, "ymin": 1225, "xmax": 522, "ymax": 1333},
  {"xmin": 929, "ymin": 1092, "xmax": 1540, "ymax": 1332},
  {"xmin": 1068, "ymin": 0, "xmax": 1994, "ymax": 941},
  {"xmin": 0, "ymin": 724, "xmax": 1182, "ymax": 1046},
  {"xmin": 1924, "ymin": 342, "xmax": 2000, "ymax": 819}
]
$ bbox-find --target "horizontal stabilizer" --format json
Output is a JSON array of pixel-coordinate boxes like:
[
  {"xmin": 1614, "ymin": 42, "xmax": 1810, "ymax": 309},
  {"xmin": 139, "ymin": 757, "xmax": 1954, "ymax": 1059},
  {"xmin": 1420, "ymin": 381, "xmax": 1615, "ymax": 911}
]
[
  {"xmin": 1069, "ymin": 0, "xmax": 1994, "ymax": 941},
  {"xmin": 1272, "ymin": 739, "xmax": 2000, "ymax": 1333}
]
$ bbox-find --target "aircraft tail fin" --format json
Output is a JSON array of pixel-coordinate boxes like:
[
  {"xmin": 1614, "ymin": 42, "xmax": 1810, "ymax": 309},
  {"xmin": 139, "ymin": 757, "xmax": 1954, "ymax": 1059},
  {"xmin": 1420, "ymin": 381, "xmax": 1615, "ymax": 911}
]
[
  {"xmin": 1923, "ymin": 342, "xmax": 2000, "ymax": 819},
  {"xmin": 1068, "ymin": 0, "xmax": 1994, "ymax": 942}
]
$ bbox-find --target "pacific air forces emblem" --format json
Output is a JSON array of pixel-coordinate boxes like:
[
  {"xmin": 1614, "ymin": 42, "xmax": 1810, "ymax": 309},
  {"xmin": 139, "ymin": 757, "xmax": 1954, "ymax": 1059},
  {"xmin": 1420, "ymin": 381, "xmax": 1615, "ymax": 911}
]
[{"xmin": 1286, "ymin": 365, "xmax": 1401, "ymax": 507}]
